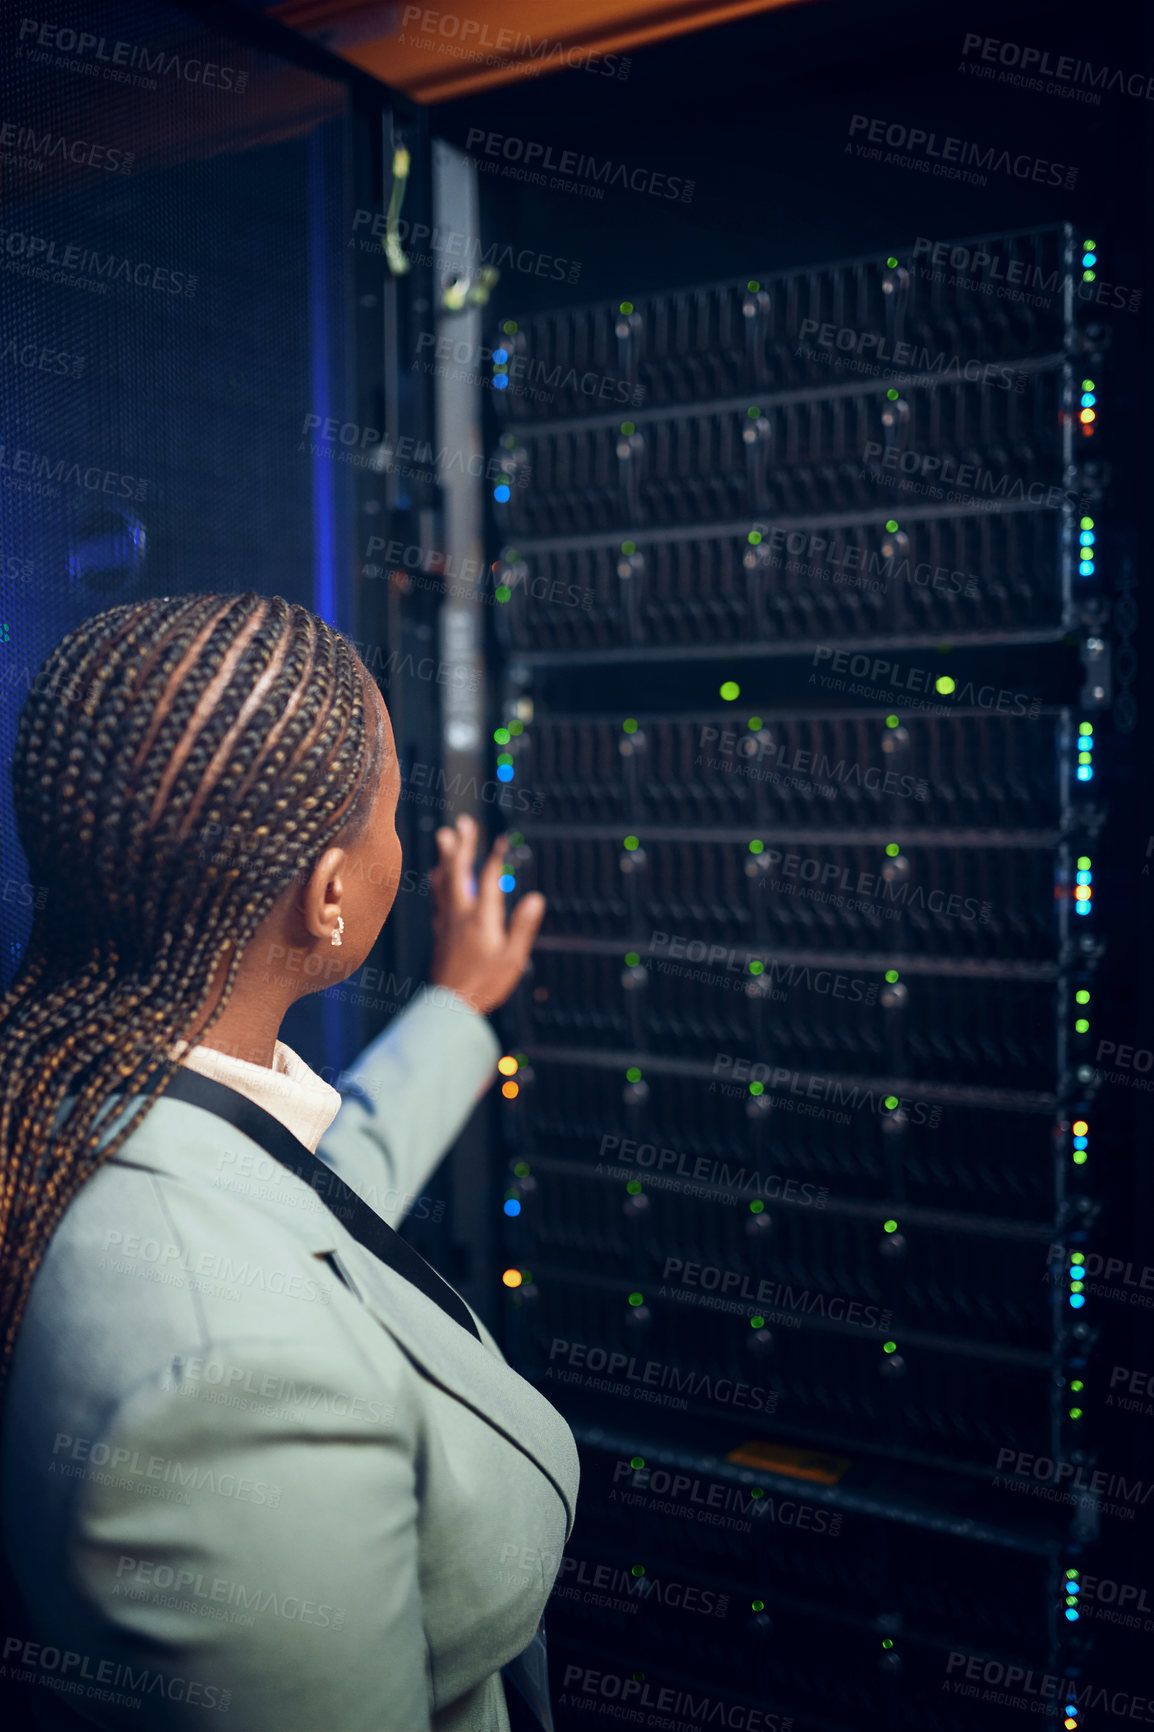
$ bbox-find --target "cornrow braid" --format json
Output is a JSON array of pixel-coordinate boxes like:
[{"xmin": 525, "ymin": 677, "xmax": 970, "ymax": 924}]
[{"xmin": 0, "ymin": 592, "xmax": 379, "ymax": 1404}]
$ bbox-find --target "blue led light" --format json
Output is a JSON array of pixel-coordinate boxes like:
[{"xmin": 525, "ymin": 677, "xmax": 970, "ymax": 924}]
[
  {"xmin": 496, "ymin": 763, "xmax": 514, "ymax": 782},
  {"xmin": 1067, "ymin": 1582, "xmax": 1081, "ymax": 1594},
  {"xmin": 1079, "ymin": 561, "xmax": 1095, "ymax": 575},
  {"xmin": 1082, "ymin": 253, "xmax": 1096, "ymax": 267},
  {"xmin": 498, "ymin": 872, "xmax": 516, "ymax": 892},
  {"xmin": 1080, "ymin": 532, "xmax": 1095, "ymax": 545},
  {"xmin": 1077, "ymin": 766, "xmax": 1092, "ymax": 782},
  {"xmin": 503, "ymin": 1198, "xmax": 521, "ymax": 1216},
  {"xmin": 1075, "ymin": 901, "xmax": 1091, "ymax": 913},
  {"xmin": 493, "ymin": 375, "xmax": 509, "ymax": 390},
  {"xmin": 1076, "ymin": 871, "xmax": 1091, "ymax": 884},
  {"xmin": 494, "ymin": 348, "xmax": 508, "ymax": 364},
  {"xmin": 1081, "ymin": 392, "xmax": 1096, "ymax": 407},
  {"xmin": 494, "ymin": 484, "xmax": 511, "ymax": 502},
  {"xmin": 1065, "ymin": 1607, "xmax": 1079, "ymax": 1621},
  {"xmin": 1069, "ymin": 1293, "xmax": 1086, "ymax": 1307},
  {"xmin": 1073, "ymin": 1137, "xmax": 1088, "ymax": 1150}
]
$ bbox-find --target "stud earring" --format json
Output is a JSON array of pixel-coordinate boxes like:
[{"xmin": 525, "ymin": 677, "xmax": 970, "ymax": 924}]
[{"xmin": 331, "ymin": 915, "xmax": 344, "ymax": 948}]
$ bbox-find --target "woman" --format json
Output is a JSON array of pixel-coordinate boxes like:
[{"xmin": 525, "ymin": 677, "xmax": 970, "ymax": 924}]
[{"xmin": 0, "ymin": 592, "xmax": 575, "ymax": 1731}]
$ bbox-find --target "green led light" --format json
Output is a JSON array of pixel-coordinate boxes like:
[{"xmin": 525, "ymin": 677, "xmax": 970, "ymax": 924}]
[
  {"xmin": 1076, "ymin": 990, "xmax": 1090, "ymax": 1004},
  {"xmin": 508, "ymin": 833, "xmax": 524, "ymax": 847},
  {"xmin": 749, "ymin": 1081, "xmax": 764, "ymax": 1096},
  {"xmin": 885, "ymin": 843, "xmax": 900, "ymax": 857},
  {"xmin": 632, "ymin": 1564, "xmax": 645, "ymax": 1576},
  {"xmin": 623, "ymin": 717, "xmax": 639, "ymax": 733},
  {"xmin": 1078, "ymin": 722, "xmax": 1094, "ymax": 736},
  {"xmin": 619, "ymin": 300, "xmax": 634, "ymax": 314},
  {"xmin": 885, "ymin": 519, "xmax": 899, "ymax": 532},
  {"xmin": 720, "ymin": 681, "xmax": 740, "ymax": 700},
  {"xmin": 1075, "ymin": 1019, "xmax": 1090, "ymax": 1034},
  {"xmin": 883, "ymin": 1340, "xmax": 897, "ymax": 1353},
  {"xmin": 882, "ymin": 1638, "xmax": 894, "ymax": 1651},
  {"xmin": 626, "ymin": 1066, "xmax": 642, "ymax": 1082},
  {"xmin": 626, "ymin": 1180, "xmax": 642, "ymax": 1195},
  {"xmin": 747, "ymin": 281, "xmax": 760, "ymax": 293},
  {"xmin": 496, "ymin": 752, "xmax": 513, "ymax": 766},
  {"xmin": 494, "ymin": 585, "xmax": 512, "ymax": 603},
  {"xmin": 750, "ymin": 1315, "xmax": 765, "ymax": 1329},
  {"xmin": 631, "ymin": 1455, "xmax": 645, "ymax": 1469},
  {"xmin": 1071, "ymin": 1252, "xmax": 1085, "ymax": 1265},
  {"xmin": 750, "ymin": 1199, "xmax": 765, "ymax": 1213},
  {"xmin": 883, "ymin": 1096, "xmax": 899, "ymax": 1110},
  {"xmin": 1066, "ymin": 1594, "xmax": 1078, "ymax": 1606},
  {"xmin": 886, "ymin": 714, "xmax": 900, "ymax": 728},
  {"xmin": 1078, "ymin": 752, "xmax": 1092, "ymax": 765},
  {"xmin": 624, "ymin": 835, "xmax": 639, "ymax": 850},
  {"xmin": 749, "ymin": 839, "xmax": 764, "ymax": 854},
  {"xmin": 1073, "ymin": 1151, "xmax": 1088, "ymax": 1165},
  {"xmin": 1071, "ymin": 1281, "xmax": 1085, "ymax": 1292},
  {"xmin": 751, "ymin": 1598, "xmax": 765, "ymax": 1611},
  {"xmin": 885, "ymin": 969, "xmax": 900, "ymax": 983},
  {"xmin": 748, "ymin": 959, "xmax": 765, "ymax": 975},
  {"xmin": 885, "ymin": 257, "xmax": 898, "ymax": 269},
  {"xmin": 1083, "ymin": 270, "xmax": 1096, "ymax": 282},
  {"xmin": 1067, "ymin": 1569, "xmax": 1080, "ymax": 1580},
  {"xmin": 620, "ymin": 423, "xmax": 636, "ymax": 438},
  {"xmin": 628, "ymin": 1292, "xmax": 644, "ymax": 1306},
  {"xmin": 884, "ymin": 1218, "xmax": 898, "ymax": 1233},
  {"xmin": 625, "ymin": 951, "xmax": 641, "ymax": 967},
  {"xmin": 622, "ymin": 540, "xmax": 637, "ymax": 555},
  {"xmin": 1080, "ymin": 514, "xmax": 1094, "ymax": 527},
  {"xmin": 747, "ymin": 529, "xmax": 763, "ymax": 544},
  {"xmin": 748, "ymin": 716, "xmax": 762, "ymax": 730},
  {"xmin": 1071, "ymin": 1380, "xmax": 1084, "ymax": 1393},
  {"xmin": 494, "ymin": 727, "xmax": 511, "ymax": 744},
  {"xmin": 1077, "ymin": 855, "xmax": 1091, "ymax": 870},
  {"xmin": 1070, "ymin": 1407, "xmax": 1083, "ymax": 1420},
  {"xmin": 747, "ymin": 405, "xmax": 760, "ymax": 418},
  {"xmin": 513, "ymin": 1162, "xmax": 530, "ymax": 1176},
  {"xmin": 501, "ymin": 321, "xmax": 518, "ymax": 337},
  {"xmin": 509, "ymin": 720, "xmax": 524, "ymax": 735},
  {"xmin": 936, "ymin": 675, "xmax": 956, "ymax": 695},
  {"xmin": 750, "ymin": 1488, "xmax": 764, "ymax": 1499},
  {"xmin": 886, "ymin": 388, "xmax": 899, "ymax": 401}
]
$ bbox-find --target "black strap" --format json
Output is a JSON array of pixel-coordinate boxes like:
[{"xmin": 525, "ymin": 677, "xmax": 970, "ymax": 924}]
[{"xmin": 159, "ymin": 1069, "xmax": 482, "ymax": 1344}]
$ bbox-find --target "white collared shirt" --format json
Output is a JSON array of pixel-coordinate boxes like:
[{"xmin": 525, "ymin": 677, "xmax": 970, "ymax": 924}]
[{"xmin": 176, "ymin": 1038, "xmax": 343, "ymax": 1153}]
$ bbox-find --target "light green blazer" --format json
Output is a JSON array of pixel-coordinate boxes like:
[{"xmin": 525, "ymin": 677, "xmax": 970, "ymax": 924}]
[{"xmin": 0, "ymin": 987, "xmax": 578, "ymax": 1731}]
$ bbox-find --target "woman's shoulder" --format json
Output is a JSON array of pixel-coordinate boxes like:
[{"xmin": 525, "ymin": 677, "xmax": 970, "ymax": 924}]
[{"xmin": 7, "ymin": 1099, "xmax": 411, "ymax": 1452}]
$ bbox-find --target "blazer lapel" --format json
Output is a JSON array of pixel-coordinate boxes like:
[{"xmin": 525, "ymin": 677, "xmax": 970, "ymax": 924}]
[{"xmin": 329, "ymin": 1233, "xmax": 578, "ymax": 1534}]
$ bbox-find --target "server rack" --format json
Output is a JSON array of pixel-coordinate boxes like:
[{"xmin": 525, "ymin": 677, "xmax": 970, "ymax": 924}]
[{"xmin": 486, "ymin": 227, "xmax": 1109, "ymax": 1730}]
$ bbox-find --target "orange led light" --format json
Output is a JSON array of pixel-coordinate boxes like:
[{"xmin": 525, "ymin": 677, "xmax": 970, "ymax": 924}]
[
  {"xmin": 498, "ymin": 1055, "xmax": 519, "ymax": 1075},
  {"xmin": 1080, "ymin": 409, "xmax": 1095, "ymax": 423},
  {"xmin": 1072, "ymin": 1120, "xmax": 1088, "ymax": 1136},
  {"xmin": 502, "ymin": 1269, "xmax": 523, "ymax": 1288},
  {"xmin": 501, "ymin": 1080, "xmax": 520, "ymax": 1099}
]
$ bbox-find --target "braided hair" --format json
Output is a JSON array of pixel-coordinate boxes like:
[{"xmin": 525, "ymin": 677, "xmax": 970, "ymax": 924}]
[{"xmin": 0, "ymin": 591, "xmax": 381, "ymax": 1401}]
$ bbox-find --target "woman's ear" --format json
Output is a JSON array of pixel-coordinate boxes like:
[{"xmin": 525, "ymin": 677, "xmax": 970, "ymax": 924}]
[{"xmin": 300, "ymin": 845, "xmax": 347, "ymax": 944}]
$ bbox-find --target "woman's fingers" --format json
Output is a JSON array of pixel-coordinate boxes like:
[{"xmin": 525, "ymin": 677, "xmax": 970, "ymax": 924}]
[
  {"xmin": 477, "ymin": 831, "xmax": 511, "ymax": 935},
  {"xmin": 506, "ymin": 891, "xmax": 546, "ymax": 974},
  {"xmin": 433, "ymin": 814, "xmax": 478, "ymax": 912}
]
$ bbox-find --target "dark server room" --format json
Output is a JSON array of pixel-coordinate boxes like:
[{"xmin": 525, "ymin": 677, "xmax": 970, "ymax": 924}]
[{"xmin": 1, "ymin": 1, "xmax": 1153, "ymax": 1729}]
